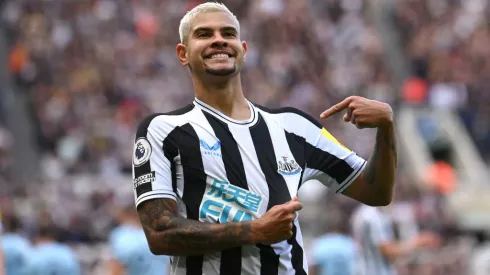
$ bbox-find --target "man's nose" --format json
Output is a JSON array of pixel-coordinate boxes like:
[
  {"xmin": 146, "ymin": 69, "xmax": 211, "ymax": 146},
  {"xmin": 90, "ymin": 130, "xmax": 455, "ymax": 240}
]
[{"xmin": 210, "ymin": 34, "xmax": 228, "ymax": 48}]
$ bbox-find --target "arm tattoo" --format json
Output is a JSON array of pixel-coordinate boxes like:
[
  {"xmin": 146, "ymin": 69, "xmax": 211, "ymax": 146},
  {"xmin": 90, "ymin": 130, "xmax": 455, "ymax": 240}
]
[{"xmin": 138, "ymin": 198, "xmax": 254, "ymax": 256}]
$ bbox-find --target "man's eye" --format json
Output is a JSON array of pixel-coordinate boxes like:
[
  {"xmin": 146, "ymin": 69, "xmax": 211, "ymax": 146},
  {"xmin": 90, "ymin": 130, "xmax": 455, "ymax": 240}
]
[
  {"xmin": 197, "ymin": 32, "xmax": 210, "ymax": 38},
  {"xmin": 224, "ymin": 32, "xmax": 236, "ymax": 37}
]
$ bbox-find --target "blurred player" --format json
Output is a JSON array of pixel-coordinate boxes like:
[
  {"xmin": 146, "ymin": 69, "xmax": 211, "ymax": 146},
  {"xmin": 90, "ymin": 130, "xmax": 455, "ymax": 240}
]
[
  {"xmin": 23, "ymin": 224, "xmax": 81, "ymax": 275},
  {"xmin": 108, "ymin": 204, "xmax": 170, "ymax": 275},
  {"xmin": 309, "ymin": 212, "xmax": 359, "ymax": 275},
  {"xmin": 133, "ymin": 2, "xmax": 397, "ymax": 274},
  {"xmin": 351, "ymin": 204, "xmax": 440, "ymax": 275},
  {"xmin": 1, "ymin": 214, "xmax": 30, "ymax": 275}
]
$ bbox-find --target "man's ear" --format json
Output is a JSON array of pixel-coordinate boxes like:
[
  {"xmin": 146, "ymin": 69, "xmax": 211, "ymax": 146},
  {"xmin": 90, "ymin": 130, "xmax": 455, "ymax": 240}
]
[
  {"xmin": 242, "ymin": 41, "xmax": 248, "ymax": 61},
  {"xmin": 176, "ymin": 43, "xmax": 189, "ymax": 65}
]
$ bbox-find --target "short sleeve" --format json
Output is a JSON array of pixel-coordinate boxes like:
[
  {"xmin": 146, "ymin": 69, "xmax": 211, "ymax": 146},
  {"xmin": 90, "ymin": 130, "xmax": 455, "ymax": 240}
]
[
  {"xmin": 302, "ymin": 127, "xmax": 366, "ymax": 194},
  {"xmin": 133, "ymin": 115, "xmax": 178, "ymax": 208},
  {"xmin": 256, "ymin": 107, "xmax": 366, "ymax": 194}
]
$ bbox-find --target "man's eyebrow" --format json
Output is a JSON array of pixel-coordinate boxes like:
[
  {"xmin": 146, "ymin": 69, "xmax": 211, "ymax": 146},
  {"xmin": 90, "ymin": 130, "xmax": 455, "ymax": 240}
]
[
  {"xmin": 192, "ymin": 26, "xmax": 237, "ymax": 34},
  {"xmin": 221, "ymin": 26, "xmax": 237, "ymax": 32},
  {"xmin": 193, "ymin": 27, "xmax": 213, "ymax": 34}
]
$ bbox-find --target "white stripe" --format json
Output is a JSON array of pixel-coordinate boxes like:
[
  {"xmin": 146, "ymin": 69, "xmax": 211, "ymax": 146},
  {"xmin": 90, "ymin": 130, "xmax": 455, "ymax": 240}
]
[
  {"xmin": 241, "ymin": 246, "xmax": 261, "ymax": 275},
  {"xmin": 171, "ymin": 254, "xmax": 186, "ymax": 275},
  {"xmin": 192, "ymin": 110, "xmax": 228, "ymax": 182},
  {"xmin": 203, "ymin": 252, "xmax": 221, "ymax": 275},
  {"xmin": 273, "ymin": 240, "xmax": 293, "ymax": 275},
  {"xmin": 175, "ymin": 153, "xmax": 184, "ymax": 198}
]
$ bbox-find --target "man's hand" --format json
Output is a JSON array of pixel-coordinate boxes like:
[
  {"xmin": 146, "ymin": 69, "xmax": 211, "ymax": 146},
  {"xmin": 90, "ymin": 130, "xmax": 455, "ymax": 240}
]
[
  {"xmin": 320, "ymin": 96, "xmax": 393, "ymax": 129},
  {"xmin": 251, "ymin": 196, "xmax": 303, "ymax": 244},
  {"xmin": 415, "ymin": 232, "xmax": 442, "ymax": 249}
]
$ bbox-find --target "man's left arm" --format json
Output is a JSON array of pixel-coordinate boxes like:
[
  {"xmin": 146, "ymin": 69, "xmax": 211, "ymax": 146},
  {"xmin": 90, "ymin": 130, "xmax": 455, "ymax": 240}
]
[{"xmin": 320, "ymin": 96, "xmax": 397, "ymax": 206}]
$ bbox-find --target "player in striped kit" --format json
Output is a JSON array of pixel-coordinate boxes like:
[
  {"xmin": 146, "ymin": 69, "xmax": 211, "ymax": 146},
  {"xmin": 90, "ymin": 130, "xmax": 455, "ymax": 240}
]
[{"xmin": 132, "ymin": 2, "xmax": 397, "ymax": 274}]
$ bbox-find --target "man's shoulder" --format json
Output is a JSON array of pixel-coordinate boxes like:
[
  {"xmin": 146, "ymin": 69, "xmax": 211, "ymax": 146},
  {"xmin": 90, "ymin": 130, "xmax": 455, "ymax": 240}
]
[
  {"xmin": 136, "ymin": 104, "xmax": 195, "ymax": 134},
  {"xmin": 254, "ymin": 104, "xmax": 322, "ymax": 129}
]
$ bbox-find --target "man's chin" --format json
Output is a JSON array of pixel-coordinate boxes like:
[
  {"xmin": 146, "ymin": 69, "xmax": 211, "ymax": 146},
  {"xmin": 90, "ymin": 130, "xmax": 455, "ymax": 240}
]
[{"xmin": 205, "ymin": 66, "xmax": 237, "ymax": 77}]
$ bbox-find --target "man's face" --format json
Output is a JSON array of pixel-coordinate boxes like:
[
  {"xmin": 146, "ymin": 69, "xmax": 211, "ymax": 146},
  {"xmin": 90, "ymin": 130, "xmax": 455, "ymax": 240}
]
[{"xmin": 177, "ymin": 12, "xmax": 247, "ymax": 78}]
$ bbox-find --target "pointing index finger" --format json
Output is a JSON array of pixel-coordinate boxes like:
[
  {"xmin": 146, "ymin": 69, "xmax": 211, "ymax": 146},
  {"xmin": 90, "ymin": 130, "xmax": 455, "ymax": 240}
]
[{"xmin": 320, "ymin": 97, "xmax": 353, "ymax": 119}]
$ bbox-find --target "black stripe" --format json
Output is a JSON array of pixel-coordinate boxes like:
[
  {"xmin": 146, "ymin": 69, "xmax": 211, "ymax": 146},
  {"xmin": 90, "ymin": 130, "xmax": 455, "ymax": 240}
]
[
  {"xmin": 305, "ymin": 142, "xmax": 354, "ymax": 185},
  {"xmin": 287, "ymin": 224, "xmax": 306, "ymax": 275},
  {"xmin": 285, "ymin": 132, "xmax": 306, "ymax": 189},
  {"xmin": 250, "ymin": 115, "xmax": 290, "ymax": 208},
  {"xmin": 203, "ymin": 113, "xmax": 249, "ymax": 190},
  {"xmin": 134, "ymin": 114, "xmax": 161, "ymax": 197},
  {"xmin": 203, "ymin": 112, "xmax": 247, "ymax": 274},
  {"xmin": 177, "ymin": 123, "xmax": 206, "ymax": 275},
  {"xmin": 250, "ymin": 114, "xmax": 306, "ymax": 275},
  {"xmin": 257, "ymin": 244, "xmax": 279, "ymax": 274},
  {"xmin": 254, "ymin": 104, "xmax": 322, "ymax": 129},
  {"xmin": 163, "ymin": 129, "xmax": 180, "ymax": 193}
]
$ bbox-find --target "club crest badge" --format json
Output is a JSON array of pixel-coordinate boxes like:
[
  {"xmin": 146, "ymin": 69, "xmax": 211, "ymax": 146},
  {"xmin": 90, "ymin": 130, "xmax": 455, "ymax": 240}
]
[
  {"xmin": 133, "ymin": 138, "xmax": 152, "ymax": 167},
  {"xmin": 277, "ymin": 156, "xmax": 302, "ymax": 176}
]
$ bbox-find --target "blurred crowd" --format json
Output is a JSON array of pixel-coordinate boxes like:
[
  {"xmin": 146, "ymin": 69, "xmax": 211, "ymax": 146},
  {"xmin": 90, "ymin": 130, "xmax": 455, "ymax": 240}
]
[
  {"xmin": 397, "ymin": 0, "xmax": 490, "ymax": 163},
  {"xmin": 0, "ymin": 0, "xmax": 486, "ymax": 274}
]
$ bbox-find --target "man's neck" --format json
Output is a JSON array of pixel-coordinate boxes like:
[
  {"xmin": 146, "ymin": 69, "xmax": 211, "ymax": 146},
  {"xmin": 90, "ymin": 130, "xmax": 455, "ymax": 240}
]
[{"xmin": 193, "ymin": 75, "xmax": 250, "ymax": 120}]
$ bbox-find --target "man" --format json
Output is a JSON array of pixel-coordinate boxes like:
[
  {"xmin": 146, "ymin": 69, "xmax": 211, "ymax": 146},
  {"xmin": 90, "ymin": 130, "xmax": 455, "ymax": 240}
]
[
  {"xmin": 350, "ymin": 204, "xmax": 440, "ymax": 275},
  {"xmin": 23, "ymin": 224, "xmax": 81, "ymax": 275},
  {"xmin": 309, "ymin": 212, "xmax": 359, "ymax": 275},
  {"xmin": 108, "ymin": 204, "xmax": 170, "ymax": 275},
  {"xmin": 1, "ymin": 214, "xmax": 29, "ymax": 275},
  {"xmin": 133, "ymin": 2, "xmax": 397, "ymax": 274}
]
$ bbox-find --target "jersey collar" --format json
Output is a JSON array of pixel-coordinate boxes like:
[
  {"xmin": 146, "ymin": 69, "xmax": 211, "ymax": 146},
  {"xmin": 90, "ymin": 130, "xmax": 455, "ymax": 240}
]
[{"xmin": 193, "ymin": 98, "xmax": 259, "ymax": 126}]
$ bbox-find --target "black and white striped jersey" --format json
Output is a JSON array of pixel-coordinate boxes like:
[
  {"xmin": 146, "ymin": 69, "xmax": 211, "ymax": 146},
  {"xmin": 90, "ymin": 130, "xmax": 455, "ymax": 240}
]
[
  {"xmin": 351, "ymin": 205, "xmax": 397, "ymax": 275},
  {"xmin": 132, "ymin": 98, "xmax": 367, "ymax": 275}
]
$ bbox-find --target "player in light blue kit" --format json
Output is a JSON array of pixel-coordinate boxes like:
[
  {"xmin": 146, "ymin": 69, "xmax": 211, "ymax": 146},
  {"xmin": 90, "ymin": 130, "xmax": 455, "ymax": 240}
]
[
  {"xmin": 310, "ymin": 212, "xmax": 359, "ymax": 275},
  {"xmin": 1, "ymin": 214, "xmax": 31, "ymax": 275},
  {"xmin": 24, "ymin": 224, "xmax": 81, "ymax": 275},
  {"xmin": 108, "ymin": 204, "xmax": 170, "ymax": 275}
]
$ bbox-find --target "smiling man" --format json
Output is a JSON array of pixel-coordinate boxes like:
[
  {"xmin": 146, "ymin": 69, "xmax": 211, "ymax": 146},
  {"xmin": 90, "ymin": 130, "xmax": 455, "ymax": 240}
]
[{"xmin": 133, "ymin": 2, "xmax": 397, "ymax": 275}]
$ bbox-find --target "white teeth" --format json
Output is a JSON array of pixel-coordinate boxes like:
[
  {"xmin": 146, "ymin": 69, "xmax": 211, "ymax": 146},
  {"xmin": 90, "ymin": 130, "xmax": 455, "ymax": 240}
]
[{"xmin": 211, "ymin": 54, "xmax": 229, "ymax": 59}]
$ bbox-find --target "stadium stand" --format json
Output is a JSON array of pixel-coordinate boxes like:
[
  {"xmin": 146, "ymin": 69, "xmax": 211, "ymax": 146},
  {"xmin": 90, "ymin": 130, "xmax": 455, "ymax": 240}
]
[{"xmin": 0, "ymin": 0, "xmax": 488, "ymax": 274}]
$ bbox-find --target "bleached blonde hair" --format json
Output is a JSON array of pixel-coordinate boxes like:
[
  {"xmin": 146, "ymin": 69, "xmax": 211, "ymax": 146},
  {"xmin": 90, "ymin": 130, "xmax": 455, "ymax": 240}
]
[{"xmin": 179, "ymin": 2, "xmax": 240, "ymax": 44}]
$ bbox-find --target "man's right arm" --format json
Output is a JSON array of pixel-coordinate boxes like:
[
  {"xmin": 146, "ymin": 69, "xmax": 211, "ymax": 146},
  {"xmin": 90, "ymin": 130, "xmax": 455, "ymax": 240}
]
[
  {"xmin": 138, "ymin": 198, "xmax": 256, "ymax": 256},
  {"xmin": 138, "ymin": 197, "xmax": 303, "ymax": 256},
  {"xmin": 379, "ymin": 232, "xmax": 441, "ymax": 260}
]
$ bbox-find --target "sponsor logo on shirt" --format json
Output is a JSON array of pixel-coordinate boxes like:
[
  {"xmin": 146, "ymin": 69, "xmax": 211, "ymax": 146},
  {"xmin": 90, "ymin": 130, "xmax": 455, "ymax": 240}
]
[
  {"xmin": 133, "ymin": 172, "xmax": 156, "ymax": 189},
  {"xmin": 200, "ymin": 179, "xmax": 263, "ymax": 223},
  {"xmin": 277, "ymin": 156, "xmax": 302, "ymax": 176},
  {"xmin": 133, "ymin": 138, "xmax": 152, "ymax": 167},
  {"xmin": 200, "ymin": 139, "xmax": 222, "ymax": 157}
]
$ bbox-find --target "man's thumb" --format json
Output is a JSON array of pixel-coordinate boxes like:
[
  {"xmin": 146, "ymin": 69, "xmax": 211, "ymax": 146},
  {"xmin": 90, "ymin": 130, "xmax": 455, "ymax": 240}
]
[{"xmin": 343, "ymin": 113, "xmax": 350, "ymax": 122}]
